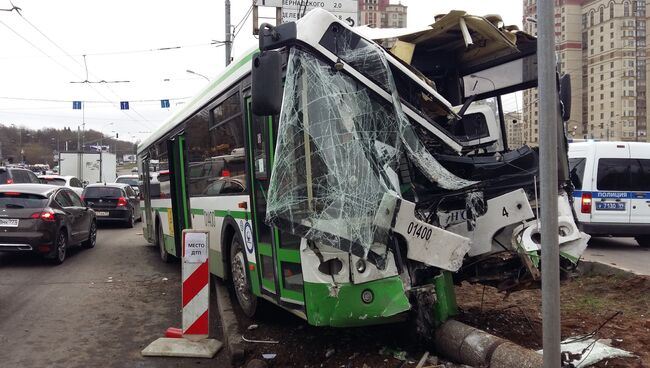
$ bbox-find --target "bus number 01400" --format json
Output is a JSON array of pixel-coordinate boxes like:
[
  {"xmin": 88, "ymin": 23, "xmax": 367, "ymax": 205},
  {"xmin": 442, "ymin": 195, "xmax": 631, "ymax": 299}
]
[{"xmin": 406, "ymin": 222, "xmax": 432, "ymax": 240}]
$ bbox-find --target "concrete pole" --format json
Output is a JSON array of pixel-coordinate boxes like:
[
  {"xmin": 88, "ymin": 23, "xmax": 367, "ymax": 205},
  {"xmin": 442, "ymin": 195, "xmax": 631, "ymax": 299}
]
[
  {"xmin": 225, "ymin": 0, "xmax": 232, "ymax": 66},
  {"xmin": 537, "ymin": 0, "xmax": 561, "ymax": 367}
]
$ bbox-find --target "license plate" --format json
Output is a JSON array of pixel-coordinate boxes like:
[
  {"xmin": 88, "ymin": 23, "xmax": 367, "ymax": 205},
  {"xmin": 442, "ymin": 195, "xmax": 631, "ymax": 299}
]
[
  {"xmin": 0, "ymin": 219, "xmax": 19, "ymax": 227},
  {"xmin": 596, "ymin": 202, "xmax": 626, "ymax": 211},
  {"xmin": 95, "ymin": 211, "xmax": 109, "ymax": 217}
]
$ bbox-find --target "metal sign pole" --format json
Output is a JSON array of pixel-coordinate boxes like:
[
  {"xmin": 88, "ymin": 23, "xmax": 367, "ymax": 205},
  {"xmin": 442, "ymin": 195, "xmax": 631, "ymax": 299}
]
[{"xmin": 537, "ymin": 0, "xmax": 561, "ymax": 367}]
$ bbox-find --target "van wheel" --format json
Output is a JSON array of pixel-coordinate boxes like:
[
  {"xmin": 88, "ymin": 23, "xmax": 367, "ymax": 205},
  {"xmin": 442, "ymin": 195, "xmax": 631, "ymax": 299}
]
[
  {"xmin": 157, "ymin": 221, "xmax": 171, "ymax": 263},
  {"xmin": 230, "ymin": 237, "xmax": 257, "ymax": 317},
  {"xmin": 635, "ymin": 236, "xmax": 650, "ymax": 248}
]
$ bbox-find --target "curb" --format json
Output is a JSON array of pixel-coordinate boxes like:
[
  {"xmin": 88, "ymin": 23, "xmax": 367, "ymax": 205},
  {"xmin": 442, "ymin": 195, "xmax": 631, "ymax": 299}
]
[
  {"xmin": 213, "ymin": 277, "xmax": 246, "ymax": 364},
  {"xmin": 577, "ymin": 260, "xmax": 639, "ymax": 277}
]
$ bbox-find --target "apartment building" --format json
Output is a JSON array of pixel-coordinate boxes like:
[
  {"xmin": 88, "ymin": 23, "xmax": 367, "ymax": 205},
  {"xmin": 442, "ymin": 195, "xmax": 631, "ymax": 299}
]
[
  {"xmin": 505, "ymin": 111, "xmax": 526, "ymax": 148},
  {"xmin": 358, "ymin": 0, "xmax": 407, "ymax": 28},
  {"xmin": 523, "ymin": 0, "xmax": 648, "ymax": 144}
]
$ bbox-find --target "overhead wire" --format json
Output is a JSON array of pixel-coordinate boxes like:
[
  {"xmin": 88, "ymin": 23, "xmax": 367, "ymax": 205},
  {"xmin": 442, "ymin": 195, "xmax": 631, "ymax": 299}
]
[{"xmin": 12, "ymin": 9, "xmax": 177, "ymax": 130}]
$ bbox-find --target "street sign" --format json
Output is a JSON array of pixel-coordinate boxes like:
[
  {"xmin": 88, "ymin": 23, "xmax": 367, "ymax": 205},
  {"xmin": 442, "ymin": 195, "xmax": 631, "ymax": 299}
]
[
  {"xmin": 120, "ymin": 101, "xmax": 130, "ymax": 110},
  {"xmin": 72, "ymin": 101, "xmax": 82, "ymax": 110},
  {"xmin": 260, "ymin": 0, "xmax": 357, "ymax": 12},
  {"xmin": 259, "ymin": 0, "xmax": 358, "ymax": 25},
  {"xmin": 160, "ymin": 99, "xmax": 170, "ymax": 108}
]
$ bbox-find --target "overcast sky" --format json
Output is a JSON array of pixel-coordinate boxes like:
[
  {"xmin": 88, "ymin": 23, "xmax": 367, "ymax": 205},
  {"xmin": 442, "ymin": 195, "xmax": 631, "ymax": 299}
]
[{"xmin": 0, "ymin": 0, "xmax": 523, "ymax": 143}]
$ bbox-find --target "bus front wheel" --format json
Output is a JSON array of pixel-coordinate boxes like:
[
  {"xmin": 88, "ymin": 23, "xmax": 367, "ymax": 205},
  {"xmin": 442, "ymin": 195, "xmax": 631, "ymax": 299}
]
[{"xmin": 230, "ymin": 236, "xmax": 257, "ymax": 317}]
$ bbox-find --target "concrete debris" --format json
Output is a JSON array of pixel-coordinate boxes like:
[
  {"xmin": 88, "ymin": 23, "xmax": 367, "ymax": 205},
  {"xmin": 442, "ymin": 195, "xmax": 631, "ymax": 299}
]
[
  {"xmin": 245, "ymin": 359, "xmax": 268, "ymax": 368},
  {"xmin": 379, "ymin": 347, "xmax": 407, "ymax": 361},
  {"xmin": 261, "ymin": 353, "xmax": 276, "ymax": 360},
  {"xmin": 242, "ymin": 335, "xmax": 279, "ymax": 344},
  {"xmin": 415, "ymin": 351, "xmax": 430, "ymax": 368},
  {"xmin": 162, "ymin": 277, "xmax": 168, "ymax": 281},
  {"xmin": 325, "ymin": 348, "xmax": 335, "ymax": 358},
  {"xmin": 247, "ymin": 324, "xmax": 259, "ymax": 331}
]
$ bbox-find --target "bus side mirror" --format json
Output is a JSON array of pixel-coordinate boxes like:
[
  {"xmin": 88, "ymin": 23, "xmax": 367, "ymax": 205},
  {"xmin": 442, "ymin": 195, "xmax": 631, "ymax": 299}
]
[
  {"xmin": 559, "ymin": 74, "xmax": 571, "ymax": 122},
  {"xmin": 252, "ymin": 51, "xmax": 283, "ymax": 116}
]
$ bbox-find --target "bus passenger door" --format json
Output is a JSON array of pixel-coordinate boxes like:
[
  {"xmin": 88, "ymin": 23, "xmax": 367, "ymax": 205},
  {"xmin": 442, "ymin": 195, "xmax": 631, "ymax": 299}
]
[
  {"xmin": 139, "ymin": 156, "xmax": 155, "ymax": 243},
  {"xmin": 168, "ymin": 135, "xmax": 191, "ymax": 257},
  {"xmin": 245, "ymin": 97, "xmax": 305, "ymax": 313}
]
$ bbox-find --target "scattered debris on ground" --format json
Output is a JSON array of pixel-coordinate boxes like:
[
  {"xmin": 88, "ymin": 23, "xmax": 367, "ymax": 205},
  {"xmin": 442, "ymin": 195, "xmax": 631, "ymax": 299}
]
[
  {"xmin": 457, "ymin": 273, "xmax": 649, "ymax": 368},
  {"xmin": 231, "ymin": 273, "xmax": 648, "ymax": 367}
]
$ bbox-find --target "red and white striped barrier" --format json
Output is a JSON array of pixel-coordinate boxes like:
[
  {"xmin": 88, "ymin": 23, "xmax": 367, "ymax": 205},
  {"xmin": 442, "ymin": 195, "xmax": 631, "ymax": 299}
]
[{"xmin": 182, "ymin": 230, "xmax": 210, "ymax": 341}]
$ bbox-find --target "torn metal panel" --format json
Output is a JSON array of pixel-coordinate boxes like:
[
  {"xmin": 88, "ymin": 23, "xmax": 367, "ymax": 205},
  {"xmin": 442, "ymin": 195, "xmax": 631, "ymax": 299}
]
[
  {"xmin": 391, "ymin": 199, "xmax": 471, "ymax": 272},
  {"xmin": 447, "ymin": 188, "xmax": 534, "ymax": 257}
]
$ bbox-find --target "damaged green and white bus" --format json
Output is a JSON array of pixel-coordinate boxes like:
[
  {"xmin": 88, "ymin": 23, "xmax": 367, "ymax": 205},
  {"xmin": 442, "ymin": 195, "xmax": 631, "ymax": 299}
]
[{"xmin": 137, "ymin": 9, "xmax": 588, "ymax": 329}]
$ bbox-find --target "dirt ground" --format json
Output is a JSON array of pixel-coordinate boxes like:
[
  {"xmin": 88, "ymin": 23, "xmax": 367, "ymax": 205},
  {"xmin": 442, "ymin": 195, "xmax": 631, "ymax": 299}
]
[
  {"xmin": 456, "ymin": 273, "xmax": 650, "ymax": 368},
  {"xmin": 236, "ymin": 272, "xmax": 649, "ymax": 368}
]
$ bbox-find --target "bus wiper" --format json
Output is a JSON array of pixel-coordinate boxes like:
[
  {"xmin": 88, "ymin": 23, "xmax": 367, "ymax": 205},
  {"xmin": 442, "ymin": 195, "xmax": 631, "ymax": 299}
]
[{"xmin": 455, "ymin": 94, "xmax": 477, "ymax": 120}]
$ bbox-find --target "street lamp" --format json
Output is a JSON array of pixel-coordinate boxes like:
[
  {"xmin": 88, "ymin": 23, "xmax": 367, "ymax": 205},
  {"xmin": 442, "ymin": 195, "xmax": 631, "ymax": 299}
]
[{"xmin": 186, "ymin": 69, "xmax": 210, "ymax": 82}]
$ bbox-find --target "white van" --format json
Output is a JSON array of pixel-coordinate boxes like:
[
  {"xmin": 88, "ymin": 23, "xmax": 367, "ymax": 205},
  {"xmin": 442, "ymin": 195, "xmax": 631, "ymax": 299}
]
[{"xmin": 568, "ymin": 141, "xmax": 650, "ymax": 247}]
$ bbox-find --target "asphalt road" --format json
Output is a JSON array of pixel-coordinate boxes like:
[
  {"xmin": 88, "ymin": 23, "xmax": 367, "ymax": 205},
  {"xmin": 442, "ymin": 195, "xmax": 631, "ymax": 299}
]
[
  {"xmin": 584, "ymin": 237, "xmax": 650, "ymax": 275},
  {"xmin": 0, "ymin": 222, "xmax": 229, "ymax": 368}
]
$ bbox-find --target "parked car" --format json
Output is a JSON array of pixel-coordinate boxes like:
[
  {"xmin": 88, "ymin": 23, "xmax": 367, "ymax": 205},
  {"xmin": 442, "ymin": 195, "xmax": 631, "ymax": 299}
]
[
  {"xmin": 38, "ymin": 175, "xmax": 85, "ymax": 196},
  {"xmin": 82, "ymin": 183, "xmax": 141, "ymax": 227},
  {"xmin": 0, "ymin": 166, "xmax": 41, "ymax": 184},
  {"xmin": 202, "ymin": 176, "xmax": 246, "ymax": 196},
  {"xmin": 569, "ymin": 141, "xmax": 650, "ymax": 247},
  {"xmin": 0, "ymin": 184, "xmax": 97, "ymax": 264},
  {"xmin": 114, "ymin": 175, "xmax": 141, "ymax": 195}
]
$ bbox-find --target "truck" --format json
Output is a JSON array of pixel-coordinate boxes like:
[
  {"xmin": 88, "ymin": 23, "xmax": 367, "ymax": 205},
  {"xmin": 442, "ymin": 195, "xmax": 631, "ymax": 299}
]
[{"xmin": 58, "ymin": 151, "xmax": 117, "ymax": 184}]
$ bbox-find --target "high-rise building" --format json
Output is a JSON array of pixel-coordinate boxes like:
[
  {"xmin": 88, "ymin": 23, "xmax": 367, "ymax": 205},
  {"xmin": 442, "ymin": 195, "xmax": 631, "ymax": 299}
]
[
  {"xmin": 358, "ymin": 0, "xmax": 407, "ymax": 28},
  {"xmin": 505, "ymin": 111, "xmax": 526, "ymax": 148},
  {"xmin": 522, "ymin": 0, "xmax": 648, "ymax": 144}
]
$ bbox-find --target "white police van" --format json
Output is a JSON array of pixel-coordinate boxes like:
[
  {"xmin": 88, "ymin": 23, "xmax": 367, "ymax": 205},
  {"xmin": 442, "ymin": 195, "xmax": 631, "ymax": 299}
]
[{"xmin": 569, "ymin": 141, "xmax": 650, "ymax": 247}]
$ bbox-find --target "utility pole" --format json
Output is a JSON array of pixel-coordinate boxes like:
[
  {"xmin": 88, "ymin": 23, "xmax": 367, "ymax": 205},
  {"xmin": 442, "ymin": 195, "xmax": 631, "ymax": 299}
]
[
  {"xmin": 225, "ymin": 0, "xmax": 232, "ymax": 66},
  {"xmin": 538, "ymin": 0, "xmax": 561, "ymax": 367},
  {"xmin": 77, "ymin": 126, "xmax": 81, "ymax": 151}
]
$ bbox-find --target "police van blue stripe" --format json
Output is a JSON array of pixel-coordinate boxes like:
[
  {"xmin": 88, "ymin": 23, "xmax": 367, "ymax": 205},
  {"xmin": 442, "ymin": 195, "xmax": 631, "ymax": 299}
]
[{"xmin": 572, "ymin": 190, "xmax": 650, "ymax": 199}]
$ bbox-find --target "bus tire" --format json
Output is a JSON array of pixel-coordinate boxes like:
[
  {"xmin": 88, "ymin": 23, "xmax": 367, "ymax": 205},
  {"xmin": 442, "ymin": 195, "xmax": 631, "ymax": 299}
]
[
  {"xmin": 157, "ymin": 220, "xmax": 171, "ymax": 263},
  {"xmin": 230, "ymin": 236, "xmax": 257, "ymax": 317}
]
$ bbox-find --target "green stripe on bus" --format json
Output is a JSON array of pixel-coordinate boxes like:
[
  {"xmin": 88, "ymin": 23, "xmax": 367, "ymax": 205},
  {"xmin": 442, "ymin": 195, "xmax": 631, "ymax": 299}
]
[
  {"xmin": 303, "ymin": 277, "xmax": 410, "ymax": 327},
  {"xmin": 277, "ymin": 248, "xmax": 300, "ymax": 263},
  {"xmin": 214, "ymin": 209, "xmax": 249, "ymax": 220},
  {"xmin": 257, "ymin": 242, "xmax": 272, "ymax": 256}
]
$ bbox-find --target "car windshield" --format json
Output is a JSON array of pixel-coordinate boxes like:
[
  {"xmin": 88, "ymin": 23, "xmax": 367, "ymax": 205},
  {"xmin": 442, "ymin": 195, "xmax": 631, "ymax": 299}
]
[
  {"xmin": 116, "ymin": 178, "xmax": 139, "ymax": 187},
  {"xmin": 0, "ymin": 192, "xmax": 49, "ymax": 209},
  {"xmin": 84, "ymin": 187, "xmax": 122, "ymax": 198},
  {"xmin": 41, "ymin": 178, "xmax": 66, "ymax": 186}
]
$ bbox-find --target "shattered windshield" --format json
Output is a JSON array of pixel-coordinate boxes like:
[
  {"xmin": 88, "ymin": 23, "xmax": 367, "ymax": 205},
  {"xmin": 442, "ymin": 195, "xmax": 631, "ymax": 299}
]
[{"xmin": 266, "ymin": 44, "xmax": 475, "ymax": 266}]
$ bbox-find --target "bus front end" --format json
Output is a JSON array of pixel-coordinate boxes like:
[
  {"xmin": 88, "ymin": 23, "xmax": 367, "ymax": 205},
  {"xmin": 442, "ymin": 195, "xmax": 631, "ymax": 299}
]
[{"xmin": 252, "ymin": 9, "xmax": 589, "ymax": 329}]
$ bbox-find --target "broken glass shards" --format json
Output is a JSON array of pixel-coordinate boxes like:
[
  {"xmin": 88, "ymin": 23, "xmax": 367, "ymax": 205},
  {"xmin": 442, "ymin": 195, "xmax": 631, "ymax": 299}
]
[
  {"xmin": 266, "ymin": 42, "xmax": 476, "ymax": 266},
  {"xmin": 265, "ymin": 48, "xmax": 401, "ymax": 265}
]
